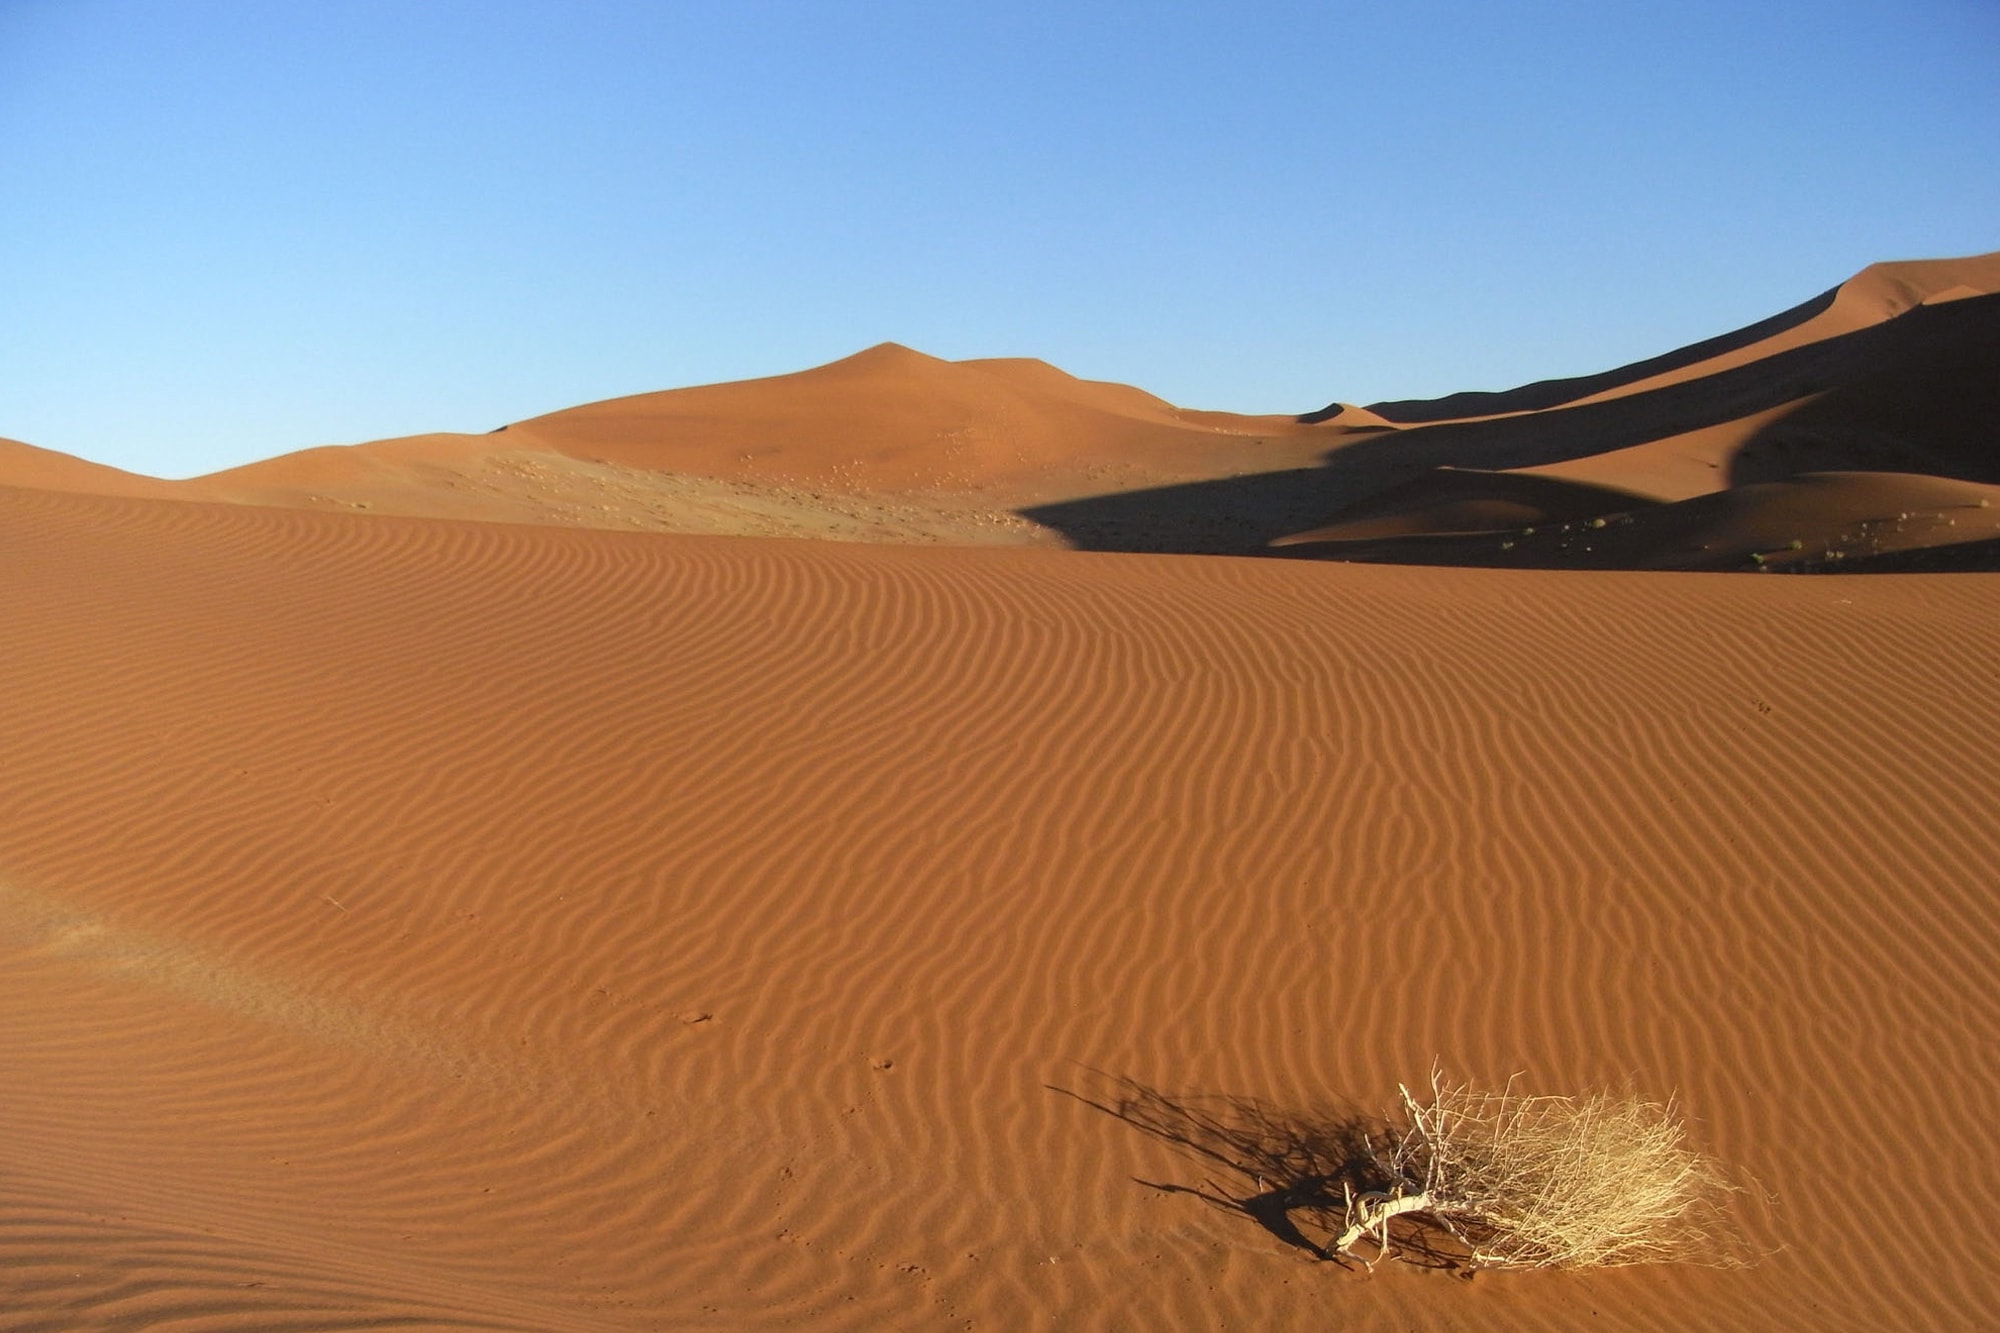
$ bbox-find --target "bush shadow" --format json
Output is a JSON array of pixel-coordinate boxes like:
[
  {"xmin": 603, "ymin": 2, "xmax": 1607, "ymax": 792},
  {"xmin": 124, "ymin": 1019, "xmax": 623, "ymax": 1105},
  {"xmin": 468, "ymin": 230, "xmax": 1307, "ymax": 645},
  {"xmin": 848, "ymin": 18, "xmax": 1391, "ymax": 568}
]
[{"xmin": 1050, "ymin": 1074, "xmax": 1467, "ymax": 1271}]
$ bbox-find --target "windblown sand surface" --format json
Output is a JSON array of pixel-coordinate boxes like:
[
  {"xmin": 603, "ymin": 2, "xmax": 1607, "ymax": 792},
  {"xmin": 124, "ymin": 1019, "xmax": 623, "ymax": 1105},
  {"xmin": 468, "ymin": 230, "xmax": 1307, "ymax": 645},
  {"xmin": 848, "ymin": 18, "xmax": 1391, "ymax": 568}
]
[
  {"xmin": 4, "ymin": 484, "xmax": 2000, "ymax": 1330},
  {"xmin": 4, "ymin": 251, "xmax": 1999, "ymax": 1329}
]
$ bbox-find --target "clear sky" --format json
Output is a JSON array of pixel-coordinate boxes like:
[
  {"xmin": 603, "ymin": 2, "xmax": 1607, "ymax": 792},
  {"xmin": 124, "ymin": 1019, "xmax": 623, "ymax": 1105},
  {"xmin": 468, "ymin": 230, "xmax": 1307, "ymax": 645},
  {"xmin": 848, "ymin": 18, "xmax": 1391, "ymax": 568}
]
[{"xmin": 3, "ymin": 0, "xmax": 1996, "ymax": 479}]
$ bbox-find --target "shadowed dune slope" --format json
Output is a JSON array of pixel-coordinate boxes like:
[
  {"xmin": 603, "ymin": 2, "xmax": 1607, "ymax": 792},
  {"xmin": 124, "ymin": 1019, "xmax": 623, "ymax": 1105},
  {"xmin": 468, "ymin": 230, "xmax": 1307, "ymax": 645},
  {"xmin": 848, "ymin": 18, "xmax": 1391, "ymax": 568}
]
[
  {"xmin": 1010, "ymin": 254, "xmax": 2000, "ymax": 557},
  {"xmin": 1276, "ymin": 471, "xmax": 2000, "ymax": 571},
  {"xmin": 1265, "ymin": 468, "xmax": 1656, "ymax": 542},
  {"xmin": 7, "ymin": 252, "xmax": 1990, "ymax": 566},
  {"xmin": 1731, "ymin": 288, "xmax": 2000, "ymax": 487},
  {"xmin": 1342, "ymin": 250, "xmax": 2000, "ymax": 424},
  {"xmin": 1300, "ymin": 289, "xmax": 2000, "ymax": 490},
  {"xmin": 1264, "ymin": 266, "xmax": 2000, "ymax": 565},
  {"xmin": 3, "ymin": 484, "xmax": 1998, "ymax": 1329}
]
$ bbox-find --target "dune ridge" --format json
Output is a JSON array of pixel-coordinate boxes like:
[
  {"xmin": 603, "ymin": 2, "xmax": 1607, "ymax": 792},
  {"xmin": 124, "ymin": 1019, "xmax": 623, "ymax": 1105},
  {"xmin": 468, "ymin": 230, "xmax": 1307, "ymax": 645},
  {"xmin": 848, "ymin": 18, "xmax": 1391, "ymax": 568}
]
[
  {"xmin": 4, "ymin": 250, "xmax": 1994, "ymax": 572},
  {"xmin": 1266, "ymin": 255, "xmax": 2000, "ymax": 565},
  {"xmin": 3, "ymin": 483, "xmax": 1999, "ymax": 1328},
  {"xmin": 1348, "ymin": 251, "xmax": 2000, "ymax": 425},
  {"xmin": 186, "ymin": 341, "xmax": 1322, "ymax": 518},
  {"xmin": 4, "ymin": 247, "xmax": 1998, "ymax": 1329}
]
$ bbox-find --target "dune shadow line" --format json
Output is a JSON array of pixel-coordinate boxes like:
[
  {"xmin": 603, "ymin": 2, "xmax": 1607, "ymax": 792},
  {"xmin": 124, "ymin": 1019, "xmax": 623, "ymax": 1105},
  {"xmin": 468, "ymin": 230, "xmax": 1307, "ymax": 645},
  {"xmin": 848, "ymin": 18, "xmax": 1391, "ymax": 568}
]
[
  {"xmin": 1021, "ymin": 292, "xmax": 2000, "ymax": 556},
  {"xmin": 1335, "ymin": 282, "xmax": 1842, "ymax": 425}
]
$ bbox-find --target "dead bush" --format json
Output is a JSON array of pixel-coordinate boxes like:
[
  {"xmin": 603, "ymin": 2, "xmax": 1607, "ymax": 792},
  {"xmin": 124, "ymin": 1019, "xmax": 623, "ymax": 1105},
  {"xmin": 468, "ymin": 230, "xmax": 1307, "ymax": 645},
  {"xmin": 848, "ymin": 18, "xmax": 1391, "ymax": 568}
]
[{"xmin": 1336, "ymin": 1072, "xmax": 1737, "ymax": 1271}]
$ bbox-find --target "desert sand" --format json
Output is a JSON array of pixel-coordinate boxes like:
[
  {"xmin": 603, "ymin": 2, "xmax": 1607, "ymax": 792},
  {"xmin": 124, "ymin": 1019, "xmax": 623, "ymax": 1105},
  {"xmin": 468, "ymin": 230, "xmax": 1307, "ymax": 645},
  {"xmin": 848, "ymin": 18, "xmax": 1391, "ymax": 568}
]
[{"xmin": 3, "ymin": 252, "xmax": 1998, "ymax": 1330}]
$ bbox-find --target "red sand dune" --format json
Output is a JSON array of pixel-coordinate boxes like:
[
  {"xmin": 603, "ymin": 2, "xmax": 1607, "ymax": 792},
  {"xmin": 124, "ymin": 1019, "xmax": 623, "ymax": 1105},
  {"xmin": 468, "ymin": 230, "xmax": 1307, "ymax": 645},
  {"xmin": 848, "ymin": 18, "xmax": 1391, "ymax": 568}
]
[
  {"xmin": 21, "ymin": 250, "xmax": 1992, "ymax": 568},
  {"xmin": 489, "ymin": 342, "xmax": 1319, "ymax": 496},
  {"xmin": 1341, "ymin": 251, "xmax": 2000, "ymax": 426},
  {"xmin": 0, "ymin": 436, "xmax": 187, "ymax": 500},
  {"xmin": 3, "ymin": 252, "xmax": 1999, "ymax": 1330},
  {"xmin": 1261, "ymin": 251, "xmax": 2000, "ymax": 565},
  {"xmin": 3, "ymin": 486, "xmax": 1999, "ymax": 1329},
  {"xmin": 184, "ymin": 344, "xmax": 1325, "ymax": 540},
  {"xmin": 1274, "ymin": 469, "xmax": 2000, "ymax": 571}
]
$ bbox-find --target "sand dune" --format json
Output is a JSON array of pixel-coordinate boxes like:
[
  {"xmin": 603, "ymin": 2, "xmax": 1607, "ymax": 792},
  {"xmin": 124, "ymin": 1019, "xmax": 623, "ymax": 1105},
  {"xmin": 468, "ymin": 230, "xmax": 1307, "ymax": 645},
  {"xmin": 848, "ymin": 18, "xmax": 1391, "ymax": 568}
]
[
  {"xmin": 283, "ymin": 341, "xmax": 1319, "ymax": 503},
  {"xmin": 490, "ymin": 342, "xmax": 1318, "ymax": 496},
  {"xmin": 7, "ymin": 250, "xmax": 1991, "ymax": 570},
  {"xmin": 3, "ymin": 250, "xmax": 1999, "ymax": 1329},
  {"xmin": 1340, "ymin": 251, "xmax": 2000, "ymax": 424},
  {"xmin": 1276, "ymin": 469, "xmax": 2000, "ymax": 570},
  {"xmin": 0, "ymin": 437, "xmax": 187, "ymax": 500},
  {"xmin": 3, "ymin": 483, "xmax": 1999, "ymax": 1329},
  {"xmin": 1273, "ymin": 253, "xmax": 2000, "ymax": 566},
  {"xmin": 172, "ymin": 345, "xmax": 1323, "ymax": 547}
]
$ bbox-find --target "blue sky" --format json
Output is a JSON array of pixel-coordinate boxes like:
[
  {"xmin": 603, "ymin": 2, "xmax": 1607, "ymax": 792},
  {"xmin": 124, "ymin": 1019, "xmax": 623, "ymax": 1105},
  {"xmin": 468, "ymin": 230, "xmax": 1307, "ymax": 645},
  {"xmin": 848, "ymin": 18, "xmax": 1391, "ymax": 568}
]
[{"xmin": 3, "ymin": 0, "xmax": 1996, "ymax": 479}]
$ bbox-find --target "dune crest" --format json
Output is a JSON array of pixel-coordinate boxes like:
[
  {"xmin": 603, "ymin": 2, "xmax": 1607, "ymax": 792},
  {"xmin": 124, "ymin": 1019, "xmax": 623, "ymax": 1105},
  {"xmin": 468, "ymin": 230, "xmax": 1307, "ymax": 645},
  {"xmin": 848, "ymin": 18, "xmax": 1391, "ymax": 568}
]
[
  {"xmin": 0, "ymin": 436, "xmax": 187, "ymax": 499},
  {"xmin": 490, "ymin": 339, "xmax": 1317, "ymax": 497},
  {"xmin": 1272, "ymin": 252, "xmax": 2000, "ymax": 566},
  {"xmin": 4, "ymin": 249, "xmax": 1994, "ymax": 570},
  {"xmin": 4, "ymin": 248, "xmax": 2000, "ymax": 1330}
]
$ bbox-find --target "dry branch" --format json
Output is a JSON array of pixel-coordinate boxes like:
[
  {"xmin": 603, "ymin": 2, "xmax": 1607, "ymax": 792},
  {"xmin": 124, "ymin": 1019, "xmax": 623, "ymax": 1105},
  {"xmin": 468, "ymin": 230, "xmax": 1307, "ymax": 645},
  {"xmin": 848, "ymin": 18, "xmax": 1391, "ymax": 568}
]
[{"xmin": 1336, "ymin": 1072, "xmax": 1736, "ymax": 1271}]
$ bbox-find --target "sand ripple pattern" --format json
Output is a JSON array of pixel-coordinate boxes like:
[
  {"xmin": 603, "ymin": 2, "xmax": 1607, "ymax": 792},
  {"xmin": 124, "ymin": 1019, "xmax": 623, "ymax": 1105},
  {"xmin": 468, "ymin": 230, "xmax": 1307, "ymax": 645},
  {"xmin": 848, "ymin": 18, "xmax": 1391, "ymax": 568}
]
[{"xmin": 1, "ymin": 486, "xmax": 1997, "ymax": 1329}]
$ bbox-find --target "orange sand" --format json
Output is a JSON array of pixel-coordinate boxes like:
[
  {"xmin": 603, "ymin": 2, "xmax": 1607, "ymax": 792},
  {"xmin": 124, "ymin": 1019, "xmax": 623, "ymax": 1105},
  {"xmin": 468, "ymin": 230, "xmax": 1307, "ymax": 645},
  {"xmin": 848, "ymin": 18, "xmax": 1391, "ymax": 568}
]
[{"xmin": 3, "ymin": 252, "xmax": 1999, "ymax": 1330}]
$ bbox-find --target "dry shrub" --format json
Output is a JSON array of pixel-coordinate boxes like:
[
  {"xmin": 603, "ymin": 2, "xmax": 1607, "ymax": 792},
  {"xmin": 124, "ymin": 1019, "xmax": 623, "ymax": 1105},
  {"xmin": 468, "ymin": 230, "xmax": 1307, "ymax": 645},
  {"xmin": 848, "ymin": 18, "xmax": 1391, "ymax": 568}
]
[{"xmin": 1336, "ymin": 1072, "xmax": 1736, "ymax": 1271}]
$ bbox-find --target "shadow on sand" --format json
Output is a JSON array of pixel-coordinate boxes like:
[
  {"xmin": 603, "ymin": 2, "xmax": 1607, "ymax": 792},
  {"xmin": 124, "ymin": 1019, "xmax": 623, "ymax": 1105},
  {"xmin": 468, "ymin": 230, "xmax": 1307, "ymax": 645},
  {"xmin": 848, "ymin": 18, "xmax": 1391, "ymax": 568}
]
[
  {"xmin": 1050, "ymin": 1074, "xmax": 1469, "ymax": 1272},
  {"xmin": 1334, "ymin": 282, "xmax": 1841, "ymax": 425},
  {"xmin": 1019, "ymin": 292, "xmax": 2000, "ymax": 559},
  {"xmin": 1729, "ymin": 293, "xmax": 2000, "ymax": 489}
]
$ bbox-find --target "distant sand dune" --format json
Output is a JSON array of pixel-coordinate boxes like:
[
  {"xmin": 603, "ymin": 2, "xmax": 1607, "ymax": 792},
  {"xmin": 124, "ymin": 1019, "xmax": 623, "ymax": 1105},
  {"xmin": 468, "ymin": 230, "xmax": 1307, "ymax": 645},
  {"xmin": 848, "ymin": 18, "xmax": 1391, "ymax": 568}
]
[
  {"xmin": 1339, "ymin": 250, "xmax": 2000, "ymax": 424},
  {"xmin": 2, "ymin": 249, "xmax": 1997, "ymax": 1328},
  {"xmin": 5, "ymin": 251, "xmax": 1994, "ymax": 572},
  {"xmin": 1276, "ymin": 470, "xmax": 2000, "ymax": 571},
  {"xmin": 1274, "ymin": 258, "xmax": 2000, "ymax": 566},
  {"xmin": 0, "ymin": 436, "xmax": 186, "ymax": 499},
  {"xmin": 492, "ymin": 341, "xmax": 1315, "ymax": 494},
  {"xmin": 3, "ymin": 484, "xmax": 1998, "ymax": 1327}
]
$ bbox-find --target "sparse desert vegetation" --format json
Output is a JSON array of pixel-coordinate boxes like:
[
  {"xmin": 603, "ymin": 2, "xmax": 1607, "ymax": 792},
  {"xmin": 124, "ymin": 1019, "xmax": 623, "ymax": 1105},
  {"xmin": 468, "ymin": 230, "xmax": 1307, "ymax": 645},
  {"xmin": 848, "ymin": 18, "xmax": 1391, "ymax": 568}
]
[{"xmin": 1335, "ymin": 1073, "xmax": 1739, "ymax": 1272}]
